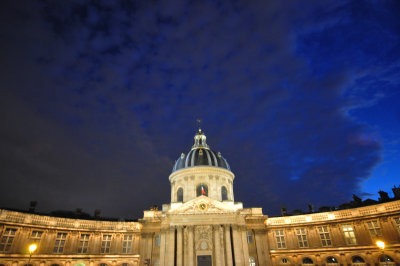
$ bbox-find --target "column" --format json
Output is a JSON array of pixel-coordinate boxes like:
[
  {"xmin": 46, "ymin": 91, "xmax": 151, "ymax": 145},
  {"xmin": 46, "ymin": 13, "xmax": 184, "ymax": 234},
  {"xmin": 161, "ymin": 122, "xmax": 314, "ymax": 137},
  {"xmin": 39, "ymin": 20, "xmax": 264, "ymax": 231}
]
[
  {"xmin": 188, "ymin": 226, "xmax": 194, "ymax": 266},
  {"xmin": 219, "ymin": 226, "xmax": 226, "ymax": 266},
  {"xmin": 213, "ymin": 225, "xmax": 222, "ymax": 265},
  {"xmin": 232, "ymin": 225, "xmax": 244, "ymax": 265},
  {"xmin": 159, "ymin": 229, "xmax": 167, "ymax": 266},
  {"xmin": 224, "ymin": 225, "xmax": 233, "ymax": 266},
  {"xmin": 177, "ymin": 226, "xmax": 183, "ymax": 266},
  {"xmin": 241, "ymin": 227, "xmax": 250, "ymax": 266},
  {"xmin": 254, "ymin": 230, "xmax": 272, "ymax": 266},
  {"xmin": 167, "ymin": 227, "xmax": 175, "ymax": 265}
]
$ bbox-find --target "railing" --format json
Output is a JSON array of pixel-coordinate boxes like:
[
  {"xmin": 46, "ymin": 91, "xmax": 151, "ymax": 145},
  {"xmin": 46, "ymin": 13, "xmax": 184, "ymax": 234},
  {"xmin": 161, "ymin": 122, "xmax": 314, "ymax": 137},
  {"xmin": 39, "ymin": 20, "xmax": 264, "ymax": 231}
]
[
  {"xmin": 0, "ymin": 209, "xmax": 141, "ymax": 231},
  {"xmin": 267, "ymin": 200, "xmax": 400, "ymax": 225}
]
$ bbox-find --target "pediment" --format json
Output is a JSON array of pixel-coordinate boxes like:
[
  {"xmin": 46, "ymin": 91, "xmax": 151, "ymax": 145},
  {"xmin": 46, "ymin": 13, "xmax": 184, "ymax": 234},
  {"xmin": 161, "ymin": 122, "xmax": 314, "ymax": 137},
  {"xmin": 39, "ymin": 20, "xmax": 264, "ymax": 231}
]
[{"xmin": 168, "ymin": 196, "xmax": 238, "ymax": 215}]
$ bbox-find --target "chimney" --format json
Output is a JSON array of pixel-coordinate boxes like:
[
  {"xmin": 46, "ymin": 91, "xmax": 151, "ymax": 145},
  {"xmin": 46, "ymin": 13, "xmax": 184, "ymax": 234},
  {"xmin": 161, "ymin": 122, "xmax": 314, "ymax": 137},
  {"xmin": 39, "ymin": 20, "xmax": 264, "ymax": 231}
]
[
  {"xmin": 29, "ymin": 201, "xmax": 37, "ymax": 213},
  {"xmin": 75, "ymin": 208, "xmax": 82, "ymax": 216},
  {"xmin": 281, "ymin": 206, "xmax": 287, "ymax": 216},
  {"xmin": 308, "ymin": 203, "xmax": 314, "ymax": 213}
]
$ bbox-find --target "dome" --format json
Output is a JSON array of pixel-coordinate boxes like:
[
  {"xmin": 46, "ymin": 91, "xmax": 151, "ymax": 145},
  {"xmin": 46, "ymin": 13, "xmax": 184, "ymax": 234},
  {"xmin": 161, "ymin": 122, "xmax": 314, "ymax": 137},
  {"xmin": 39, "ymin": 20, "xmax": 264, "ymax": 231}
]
[{"xmin": 172, "ymin": 129, "xmax": 231, "ymax": 172}]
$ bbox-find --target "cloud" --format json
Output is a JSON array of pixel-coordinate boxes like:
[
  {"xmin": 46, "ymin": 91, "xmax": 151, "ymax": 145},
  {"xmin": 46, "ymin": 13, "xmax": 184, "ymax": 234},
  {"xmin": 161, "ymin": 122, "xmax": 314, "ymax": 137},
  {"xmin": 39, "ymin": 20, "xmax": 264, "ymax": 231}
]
[{"xmin": 0, "ymin": 0, "xmax": 393, "ymax": 217}]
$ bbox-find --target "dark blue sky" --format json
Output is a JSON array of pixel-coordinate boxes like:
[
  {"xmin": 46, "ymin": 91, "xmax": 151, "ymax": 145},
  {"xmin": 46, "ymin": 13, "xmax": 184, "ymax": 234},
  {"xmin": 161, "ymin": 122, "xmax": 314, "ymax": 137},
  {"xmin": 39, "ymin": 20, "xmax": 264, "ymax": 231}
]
[{"xmin": 0, "ymin": 0, "xmax": 399, "ymax": 219}]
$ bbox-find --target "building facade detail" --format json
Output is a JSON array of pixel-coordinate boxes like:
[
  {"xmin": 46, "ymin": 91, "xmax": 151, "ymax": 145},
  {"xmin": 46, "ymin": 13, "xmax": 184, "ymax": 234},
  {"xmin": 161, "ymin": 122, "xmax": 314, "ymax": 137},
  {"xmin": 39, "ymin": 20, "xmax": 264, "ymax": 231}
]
[{"xmin": 1, "ymin": 129, "xmax": 400, "ymax": 266}]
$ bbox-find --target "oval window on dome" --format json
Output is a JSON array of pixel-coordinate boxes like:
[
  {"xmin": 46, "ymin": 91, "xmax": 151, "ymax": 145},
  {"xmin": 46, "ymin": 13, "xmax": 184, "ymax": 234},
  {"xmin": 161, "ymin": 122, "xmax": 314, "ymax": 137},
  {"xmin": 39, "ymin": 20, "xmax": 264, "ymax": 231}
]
[
  {"xmin": 221, "ymin": 186, "xmax": 228, "ymax": 201},
  {"xmin": 177, "ymin": 188, "xmax": 183, "ymax": 202},
  {"xmin": 196, "ymin": 184, "xmax": 208, "ymax": 197}
]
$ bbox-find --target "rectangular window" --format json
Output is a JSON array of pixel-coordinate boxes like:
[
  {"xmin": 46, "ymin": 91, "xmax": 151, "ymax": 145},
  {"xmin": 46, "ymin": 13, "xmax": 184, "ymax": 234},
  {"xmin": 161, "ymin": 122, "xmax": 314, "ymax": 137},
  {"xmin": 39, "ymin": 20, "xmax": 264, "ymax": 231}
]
[
  {"xmin": 366, "ymin": 220, "xmax": 382, "ymax": 237},
  {"xmin": 274, "ymin": 229, "xmax": 286, "ymax": 249},
  {"xmin": 31, "ymin": 231, "xmax": 43, "ymax": 243},
  {"xmin": 0, "ymin": 228, "xmax": 17, "ymax": 252},
  {"xmin": 78, "ymin": 234, "xmax": 90, "ymax": 253},
  {"xmin": 122, "ymin": 235, "xmax": 132, "ymax": 253},
  {"xmin": 155, "ymin": 234, "xmax": 161, "ymax": 247},
  {"xmin": 394, "ymin": 217, "xmax": 400, "ymax": 233},
  {"xmin": 101, "ymin": 235, "xmax": 112, "ymax": 253},
  {"xmin": 53, "ymin": 233, "xmax": 67, "ymax": 253},
  {"xmin": 246, "ymin": 231, "xmax": 253, "ymax": 243},
  {"xmin": 317, "ymin": 226, "xmax": 332, "ymax": 246},
  {"xmin": 295, "ymin": 228, "xmax": 308, "ymax": 248},
  {"xmin": 342, "ymin": 224, "xmax": 357, "ymax": 245}
]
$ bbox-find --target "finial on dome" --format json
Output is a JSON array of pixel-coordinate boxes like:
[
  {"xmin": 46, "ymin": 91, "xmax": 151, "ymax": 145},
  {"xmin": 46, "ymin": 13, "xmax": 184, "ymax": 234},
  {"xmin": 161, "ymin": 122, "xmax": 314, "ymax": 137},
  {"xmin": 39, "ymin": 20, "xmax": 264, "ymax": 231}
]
[{"xmin": 192, "ymin": 119, "xmax": 209, "ymax": 149}]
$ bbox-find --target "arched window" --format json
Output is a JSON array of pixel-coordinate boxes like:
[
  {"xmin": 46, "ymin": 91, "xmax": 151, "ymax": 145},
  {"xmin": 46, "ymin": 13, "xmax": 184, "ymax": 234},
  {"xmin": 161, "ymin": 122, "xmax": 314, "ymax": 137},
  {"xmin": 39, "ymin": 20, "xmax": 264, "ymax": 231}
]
[
  {"xmin": 99, "ymin": 263, "xmax": 107, "ymax": 266},
  {"xmin": 249, "ymin": 257, "xmax": 256, "ymax": 266},
  {"xmin": 327, "ymin": 257, "xmax": 338, "ymax": 264},
  {"xmin": 196, "ymin": 184, "xmax": 208, "ymax": 197},
  {"xmin": 221, "ymin": 186, "xmax": 228, "ymax": 201},
  {"xmin": 177, "ymin": 188, "xmax": 183, "ymax": 202},
  {"xmin": 380, "ymin": 255, "xmax": 394, "ymax": 262},
  {"xmin": 302, "ymin": 258, "xmax": 313, "ymax": 264},
  {"xmin": 352, "ymin": 256, "xmax": 366, "ymax": 266},
  {"xmin": 281, "ymin": 258, "xmax": 288, "ymax": 264}
]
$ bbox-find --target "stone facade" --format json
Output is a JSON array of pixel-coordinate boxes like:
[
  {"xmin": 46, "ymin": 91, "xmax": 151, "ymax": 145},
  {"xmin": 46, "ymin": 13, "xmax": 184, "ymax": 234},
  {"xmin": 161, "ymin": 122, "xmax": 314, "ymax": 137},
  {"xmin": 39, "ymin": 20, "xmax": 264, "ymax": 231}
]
[{"xmin": 1, "ymin": 130, "xmax": 400, "ymax": 265}]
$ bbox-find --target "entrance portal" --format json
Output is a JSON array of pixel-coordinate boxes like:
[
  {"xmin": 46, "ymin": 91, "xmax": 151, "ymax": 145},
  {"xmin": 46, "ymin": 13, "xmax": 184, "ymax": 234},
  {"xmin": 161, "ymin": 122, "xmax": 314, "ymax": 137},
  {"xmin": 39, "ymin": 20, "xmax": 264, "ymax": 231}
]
[{"xmin": 197, "ymin": 255, "xmax": 212, "ymax": 266}]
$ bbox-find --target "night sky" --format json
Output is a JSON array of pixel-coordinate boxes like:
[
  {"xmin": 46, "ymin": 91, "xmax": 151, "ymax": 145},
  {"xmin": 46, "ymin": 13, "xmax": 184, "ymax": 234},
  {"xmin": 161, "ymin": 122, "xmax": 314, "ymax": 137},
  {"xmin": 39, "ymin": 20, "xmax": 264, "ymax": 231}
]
[{"xmin": 1, "ymin": 0, "xmax": 399, "ymax": 219}]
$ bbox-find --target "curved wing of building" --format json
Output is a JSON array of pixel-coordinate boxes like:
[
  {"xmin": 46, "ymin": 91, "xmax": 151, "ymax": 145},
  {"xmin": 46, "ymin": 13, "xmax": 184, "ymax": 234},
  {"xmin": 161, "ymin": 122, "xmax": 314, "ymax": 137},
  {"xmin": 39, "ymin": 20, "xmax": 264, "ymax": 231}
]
[{"xmin": 1, "ymin": 129, "xmax": 400, "ymax": 266}]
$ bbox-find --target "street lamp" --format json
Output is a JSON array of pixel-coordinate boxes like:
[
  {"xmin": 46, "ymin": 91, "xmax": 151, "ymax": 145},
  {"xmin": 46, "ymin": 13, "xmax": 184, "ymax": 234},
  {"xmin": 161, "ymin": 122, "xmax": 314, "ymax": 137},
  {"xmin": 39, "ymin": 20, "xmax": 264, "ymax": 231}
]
[
  {"xmin": 27, "ymin": 243, "xmax": 38, "ymax": 265},
  {"xmin": 376, "ymin": 240, "xmax": 387, "ymax": 266}
]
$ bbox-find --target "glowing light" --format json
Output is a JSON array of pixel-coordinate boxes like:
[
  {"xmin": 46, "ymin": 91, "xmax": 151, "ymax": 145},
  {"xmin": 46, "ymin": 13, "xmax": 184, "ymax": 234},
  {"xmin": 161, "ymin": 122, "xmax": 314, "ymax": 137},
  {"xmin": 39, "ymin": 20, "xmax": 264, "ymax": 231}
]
[
  {"xmin": 28, "ymin": 243, "xmax": 37, "ymax": 253},
  {"xmin": 376, "ymin": 240, "xmax": 385, "ymax": 250}
]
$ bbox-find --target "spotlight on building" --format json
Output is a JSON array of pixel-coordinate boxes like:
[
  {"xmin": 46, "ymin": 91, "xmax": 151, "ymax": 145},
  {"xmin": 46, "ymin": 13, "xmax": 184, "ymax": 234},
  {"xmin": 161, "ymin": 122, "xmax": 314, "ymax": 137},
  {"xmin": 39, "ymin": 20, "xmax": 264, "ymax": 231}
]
[
  {"xmin": 376, "ymin": 240, "xmax": 385, "ymax": 250},
  {"xmin": 28, "ymin": 243, "xmax": 37, "ymax": 253}
]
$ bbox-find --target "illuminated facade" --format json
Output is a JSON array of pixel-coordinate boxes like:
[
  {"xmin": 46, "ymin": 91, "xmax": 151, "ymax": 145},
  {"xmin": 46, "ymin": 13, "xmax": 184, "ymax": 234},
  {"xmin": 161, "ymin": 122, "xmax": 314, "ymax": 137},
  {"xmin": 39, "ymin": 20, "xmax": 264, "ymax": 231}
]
[{"xmin": 1, "ymin": 129, "xmax": 400, "ymax": 266}]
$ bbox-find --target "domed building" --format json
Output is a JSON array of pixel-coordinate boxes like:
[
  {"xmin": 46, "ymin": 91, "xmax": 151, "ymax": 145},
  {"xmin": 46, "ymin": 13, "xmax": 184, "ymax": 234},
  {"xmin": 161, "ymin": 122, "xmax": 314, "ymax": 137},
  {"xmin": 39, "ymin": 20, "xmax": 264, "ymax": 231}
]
[{"xmin": 1, "ymin": 129, "xmax": 400, "ymax": 266}]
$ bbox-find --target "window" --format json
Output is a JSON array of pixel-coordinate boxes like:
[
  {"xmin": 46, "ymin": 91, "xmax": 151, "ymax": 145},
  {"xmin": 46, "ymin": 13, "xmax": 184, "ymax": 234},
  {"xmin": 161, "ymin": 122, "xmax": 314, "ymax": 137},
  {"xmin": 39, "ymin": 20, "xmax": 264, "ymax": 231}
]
[
  {"xmin": 249, "ymin": 257, "xmax": 256, "ymax": 266},
  {"xmin": 281, "ymin": 258, "xmax": 288, "ymax": 264},
  {"xmin": 122, "ymin": 263, "xmax": 128, "ymax": 266},
  {"xmin": 100, "ymin": 264, "xmax": 107, "ymax": 266},
  {"xmin": 196, "ymin": 184, "xmax": 208, "ymax": 196},
  {"xmin": 177, "ymin": 188, "xmax": 183, "ymax": 202},
  {"xmin": 317, "ymin": 226, "xmax": 332, "ymax": 246},
  {"xmin": 155, "ymin": 234, "xmax": 161, "ymax": 247},
  {"xmin": 274, "ymin": 230, "xmax": 286, "ymax": 249},
  {"xmin": 101, "ymin": 235, "xmax": 112, "ymax": 253},
  {"xmin": 221, "ymin": 186, "xmax": 228, "ymax": 201},
  {"xmin": 122, "ymin": 235, "xmax": 132, "ymax": 253},
  {"xmin": 327, "ymin": 257, "xmax": 338, "ymax": 264},
  {"xmin": 51, "ymin": 264, "xmax": 60, "ymax": 266},
  {"xmin": 0, "ymin": 228, "xmax": 17, "ymax": 252},
  {"xmin": 246, "ymin": 231, "xmax": 253, "ymax": 243},
  {"xmin": 352, "ymin": 256, "xmax": 366, "ymax": 266},
  {"xmin": 31, "ymin": 231, "xmax": 43, "ymax": 244},
  {"xmin": 380, "ymin": 255, "xmax": 394, "ymax": 262},
  {"xmin": 342, "ymin": 224, "xmax": 356, "ymax": 244},
  {"xmin": 302, "ymin": 258, "xmax": 313, "ymax": 264},
  {"xmin": 295, "ymin": 228, "xmax": 308, "ymax": 248},
  {"xmin": 366, "ymin": 220, "xmax": 382, "ymax": 236},
  {"xmin": 394, "ymin": 217, "xmax": 400, "ymax": 231},
  {"xmin": 78, "ymin": 234, "xmax": 90, "ymax": 253},
  {"xmin": 53, "ymin": 233, "xmax": 67, "ymax": 253}
]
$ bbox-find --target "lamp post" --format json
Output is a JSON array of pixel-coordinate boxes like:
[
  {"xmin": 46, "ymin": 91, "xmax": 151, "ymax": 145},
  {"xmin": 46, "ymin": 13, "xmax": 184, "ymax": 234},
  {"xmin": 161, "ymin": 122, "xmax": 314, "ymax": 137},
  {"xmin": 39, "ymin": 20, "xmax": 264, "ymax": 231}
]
[
  {"xmin": 27, "ymin": 243, "xmax": 37, "ymax": 266},
  {"xmin": 376, "ymin": 240, "xmax": 387, "ymax": 266}
]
